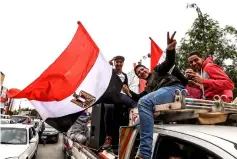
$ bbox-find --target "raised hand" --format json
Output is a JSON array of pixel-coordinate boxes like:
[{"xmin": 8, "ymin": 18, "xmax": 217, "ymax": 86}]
[
  {"xmin": 109, "ymin": 57, "xmax": 115, "ymax": 65},
  {"xmin": 166, "ymin": 31, "xmax": 177, "ymax": 50}
]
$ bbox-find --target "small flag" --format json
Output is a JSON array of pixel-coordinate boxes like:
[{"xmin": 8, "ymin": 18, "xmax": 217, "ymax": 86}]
[
  {"xmin": 149, "ymin": 37, "xmax": 164, "ymax": 71},
  {"xmin": 7, "ymin": 21, "xmax": 123, "ymax": 132}
]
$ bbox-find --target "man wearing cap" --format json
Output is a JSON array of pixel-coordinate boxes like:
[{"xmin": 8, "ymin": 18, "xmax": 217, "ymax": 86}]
[{"xmin": 102, "ymin": 55, "xmax": 137, "ymax": 149}]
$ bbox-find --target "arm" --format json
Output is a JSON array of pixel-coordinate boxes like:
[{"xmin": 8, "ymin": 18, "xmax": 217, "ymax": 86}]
[
  {"xmin": 154, "ymin": 49, "xmax": 175, "ymax": 75},
  {"xmin": 203, "ymin": 64, "xmax": 234, "ymax": 90},
  {"xmin": 130, "ymin": 90, "xmax": 147, "ymax": 102},
  {"xmin": 109, "ymin": 57, "xmax": 115, "ymax": 66},
  {"xmin": 153, "ymin": 31, "xmax": 177, "ymax": 75}
]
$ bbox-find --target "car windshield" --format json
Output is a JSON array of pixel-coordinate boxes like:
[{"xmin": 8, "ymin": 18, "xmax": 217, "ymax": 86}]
[
  {"xmin": 10, "ymin": 116, "xmax": 28, "ymax": 123},
  {"xmin": 0, "ymin": 127, "xmax": 27, "ymax": 144},
  {"xmin": 45, "ymin": 123, "xmax": 53, "ymax": 128}
]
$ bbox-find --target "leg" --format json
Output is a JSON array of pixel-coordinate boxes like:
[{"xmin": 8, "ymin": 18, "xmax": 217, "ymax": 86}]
[
  {"xmin": 138, "ymin": 84, "xmax": 184, "ymax": 159},
  {"xmin": 103, "ymin": 103, "xmax": 114, "ymax": 148},
  {"xmin": 119, "ymin": 93, "xmax": 137, "ymax": 108}
]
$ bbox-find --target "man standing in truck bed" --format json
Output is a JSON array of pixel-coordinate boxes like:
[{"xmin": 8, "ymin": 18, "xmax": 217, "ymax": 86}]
[{"xmin": 103, "ymin": 56, "xmax": 137, "ymax": 149}]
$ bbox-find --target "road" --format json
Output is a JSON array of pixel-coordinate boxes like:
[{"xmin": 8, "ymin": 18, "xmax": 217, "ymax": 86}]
[{"xmin": 37, "ymin": 133, "xmax": 64, "ymax": 159}]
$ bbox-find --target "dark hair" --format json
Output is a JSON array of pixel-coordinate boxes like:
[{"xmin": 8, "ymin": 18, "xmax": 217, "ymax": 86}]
[
  {"xmin": 114, "ymin": 56, "xmax": 125, "ymax": 62},
  {"xmin": 188, "ymin": 51, "xmax": 202, "ymax": 58},
  {"xmin": 134, "ymin": 64, "xmax": 147, "ymax": 76}
]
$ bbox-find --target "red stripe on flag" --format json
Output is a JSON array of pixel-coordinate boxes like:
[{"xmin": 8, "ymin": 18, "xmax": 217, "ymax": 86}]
[
  {"xmin": 7, "ymin": 21, "xmax": 99, "ymax": 101},
  {"xmin": 149, "ymin": 37, "xmax": 163, "ymax": 71}
]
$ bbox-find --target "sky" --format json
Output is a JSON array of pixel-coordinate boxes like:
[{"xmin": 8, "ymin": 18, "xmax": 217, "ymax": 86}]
[{"xmin": 1, "ymin": 0, "xmax": 237, "ymax": 110}]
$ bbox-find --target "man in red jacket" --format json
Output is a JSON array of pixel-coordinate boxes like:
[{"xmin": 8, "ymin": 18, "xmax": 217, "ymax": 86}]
[{"xmin": 186, "ymin": 51, "xmax": 234, "ymax": 102}]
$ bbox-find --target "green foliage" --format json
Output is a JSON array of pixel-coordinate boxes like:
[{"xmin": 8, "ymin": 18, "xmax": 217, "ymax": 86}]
[
  {"xmin": 30, "ymin": 109, "xmax": 38, "ymax": 116},
  {"xmin": 177, "ymin": 3, "xmax": 237, "ymax": 97},
  {"xmin": 8, "ymin": 110, "xmax": 19, "ymax": 115}
]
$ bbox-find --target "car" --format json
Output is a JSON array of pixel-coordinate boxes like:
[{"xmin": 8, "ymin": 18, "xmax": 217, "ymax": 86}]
[
  {"xmin": 0, "ymin": 118, "xmax": 14, "ymax": 124},
  {"xmin": 0, "ymin": 114, "xmax": 10, "ymax": 119},
  {"xmin": 150, "ymin": 125, "xmax": 237, "ymax": 158},
  {"xmin": 41, "ymin": 123, "xmax": 59, "ymax": 143},
  {"xmin": 10, "ymin": 115, "xmax": 32, "ymax": 125},
  {"xmin": 0, "ymin": 124, "xmax": 39, "ymax": 159}
]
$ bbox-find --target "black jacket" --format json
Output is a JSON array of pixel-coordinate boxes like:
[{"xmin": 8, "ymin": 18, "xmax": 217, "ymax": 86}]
[{"xmin": 130, "ymin": 49, "xmax": 188, "ymax": 102}]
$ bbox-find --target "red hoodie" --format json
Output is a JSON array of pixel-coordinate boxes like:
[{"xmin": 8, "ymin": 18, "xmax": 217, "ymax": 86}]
[{"xmin": 201, "ymin": 57, "xmax": 234, "ymax": 102}]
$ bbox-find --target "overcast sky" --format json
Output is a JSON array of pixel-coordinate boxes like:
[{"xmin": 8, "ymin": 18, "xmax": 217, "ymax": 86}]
[{"xmin": 1, "ymin": 0, "xmax": 237, "ymax": 109}]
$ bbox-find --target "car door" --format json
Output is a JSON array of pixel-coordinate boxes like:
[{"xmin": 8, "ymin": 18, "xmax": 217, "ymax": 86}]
[
  {"xmin": 152, "ymin": 130, "xmax": 235, "ymax": 159},
  {"xmin": 31, "ymin": 127, "xmax": 39, "ymax": 152},
  {"xmin": 28, "ymin": 127, "xmax": 36, "ymax": 158}
]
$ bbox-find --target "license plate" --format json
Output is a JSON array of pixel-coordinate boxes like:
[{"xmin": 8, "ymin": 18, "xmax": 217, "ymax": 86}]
[{"xmin": 41, "ymin": 136, "xmax": 47, "ymax": 139}]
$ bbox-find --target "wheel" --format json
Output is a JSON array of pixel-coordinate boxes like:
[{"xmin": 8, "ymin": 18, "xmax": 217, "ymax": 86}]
[{"xmin": 54, "ymin": 134, "xmax": 59, "ymax": 143}]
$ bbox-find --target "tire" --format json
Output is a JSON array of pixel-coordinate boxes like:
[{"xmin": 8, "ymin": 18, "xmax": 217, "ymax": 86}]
[{"xmin": 54, "ymin": 134, "xmax": 59, "ymax": 143}]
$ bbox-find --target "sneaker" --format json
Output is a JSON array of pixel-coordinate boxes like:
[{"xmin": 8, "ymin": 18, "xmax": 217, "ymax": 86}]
[
  {"xmin": 102, "ymin": 136, "xmax": 112, "ymax": 149},
  {"xmin": 135, "ymin": 155, "xmax": 144, "ymax": 159}
]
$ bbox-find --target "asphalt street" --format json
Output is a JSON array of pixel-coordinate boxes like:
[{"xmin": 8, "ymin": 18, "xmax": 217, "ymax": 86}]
[{"xmin": 37, "ymin": 133, "xmax": 64, "ymax": 159}]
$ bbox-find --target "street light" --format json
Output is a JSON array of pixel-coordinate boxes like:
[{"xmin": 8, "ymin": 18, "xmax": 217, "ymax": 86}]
[{"xmin": 138, "ymin": 53, "xmax": 151, "ymax": 65}]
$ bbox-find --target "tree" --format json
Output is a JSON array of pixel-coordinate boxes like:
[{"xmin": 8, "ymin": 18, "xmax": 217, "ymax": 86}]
[
  {"xmin": 30, "ymin": 109, "xmax": 38, "ymax": 116},
  {"xmin": 177, "ymin": 3, "xmax": 237, "ymax": 97}
]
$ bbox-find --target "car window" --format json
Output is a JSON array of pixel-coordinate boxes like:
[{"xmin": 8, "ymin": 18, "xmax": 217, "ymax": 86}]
[
  {"xmin": 1, "ymin": 128, "xmax": 27, "ymax": 144},
  {"xmin": 10, "ymin": 116, "xmax": 28, "ymax": 123},
  {"xmin": 29, "ymin": 128, "xmax": 33, "ymax": 140},
  {"xmin": 154, "ymin": 135, "xmax": 222, "ymax": 159}
]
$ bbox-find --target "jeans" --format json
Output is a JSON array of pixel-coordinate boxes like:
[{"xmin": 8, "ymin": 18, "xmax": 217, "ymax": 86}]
[
  {"xmin": 138, "ymin": 84, "xmax": 185, "ymax": 159},
  {"xmin": 119, "ymin": 93, "xmax": 137, "ymax": 108},
  {"xmin": 104, "ymin": 104, "xmax": 114, "ymax": 136},
  {"xmin": 104, "ymin": 93, "xmax": 137, "ymax": 136}
]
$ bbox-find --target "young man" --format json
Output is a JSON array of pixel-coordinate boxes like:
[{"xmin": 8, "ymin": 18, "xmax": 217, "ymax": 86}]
[
  {"xmin": 186, "ymin": 52, "xmax": 234, "ymax": 102},
  {"xmin": 128, "ymin": 32, "xmax": 188, "ymax": 159},
  {"xmin": 103, "ymin": 56, "xmax": 137, "ymax": 149}
]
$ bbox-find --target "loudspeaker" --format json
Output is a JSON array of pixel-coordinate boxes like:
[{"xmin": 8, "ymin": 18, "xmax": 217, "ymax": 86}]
[
  {"xmin": 88, "ymin": 103, "xmax": 105, "ymax": 149},
  {"xmin": 88, "ymin": 103, "xmax": 129, "ymax": 150}
]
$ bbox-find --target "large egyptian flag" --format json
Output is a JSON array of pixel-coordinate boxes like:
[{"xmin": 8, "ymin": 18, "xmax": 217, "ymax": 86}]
[{"xmin": 7, "ymin": 21, "xmax": 123, "ymax": 132}]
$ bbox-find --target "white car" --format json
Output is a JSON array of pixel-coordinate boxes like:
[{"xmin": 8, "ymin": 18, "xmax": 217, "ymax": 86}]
[
  {"xmin": 151, "ymin": 124, "xmax": 237, "ymax": 158},
  {"xmin": 0, "ymin": 124, "xmax": 39, "ymax": 159}
]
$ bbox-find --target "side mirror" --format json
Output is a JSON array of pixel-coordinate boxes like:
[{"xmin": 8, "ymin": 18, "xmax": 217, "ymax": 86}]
[{"xmin": 30, "ymin": 138, "xmax": 37, "ymax": 143}]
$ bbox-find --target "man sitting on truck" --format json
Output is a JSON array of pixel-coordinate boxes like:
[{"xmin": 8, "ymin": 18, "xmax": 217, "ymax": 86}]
[
  {"xmin": 186, "ymin": 52, "xmax": 234, "ymax": 102},
  {"xmin": 126, "ymin": 32, "xmax": 188, "ymax": 159},
  {"xmin": 102, "ymin": 56, "xmax": 137, "ymax": 149}
]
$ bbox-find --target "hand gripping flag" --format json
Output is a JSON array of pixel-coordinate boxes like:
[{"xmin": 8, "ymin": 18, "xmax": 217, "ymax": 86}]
[{"xmin": 7, "ymin": 21, "xmax": 123, "ymax": 132}]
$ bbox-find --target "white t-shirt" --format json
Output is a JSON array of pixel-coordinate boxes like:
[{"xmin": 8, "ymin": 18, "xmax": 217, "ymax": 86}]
[
  {"xmin": 117, "ymin": 72, "xmax": 125, "ymax": 83},
  {"xmin": 117, "ymin": 72, "xmax": 125, "ymax": 94}
]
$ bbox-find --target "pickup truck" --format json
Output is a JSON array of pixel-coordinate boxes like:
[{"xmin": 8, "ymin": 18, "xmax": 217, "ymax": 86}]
[
  {"xmin": 69, "ymin": 124, "xmax": 237, "ymax": 159},
  {"xmin": 64, "ymin": 92, "xmax": 237, "ymax": 159}
]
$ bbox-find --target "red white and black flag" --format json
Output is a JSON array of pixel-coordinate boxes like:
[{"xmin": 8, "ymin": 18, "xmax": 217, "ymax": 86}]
[{"xmin": 7, "ymin": 22, "xmax": 123, "ymax": 132}]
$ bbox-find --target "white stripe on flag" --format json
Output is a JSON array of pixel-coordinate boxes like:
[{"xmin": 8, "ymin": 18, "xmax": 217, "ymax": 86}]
[
  {"xmin": 158, "ymin": 51, "xmax": 166, "ymax": 64},
  {"xmin": 31, "ymin": 52, "xmax": 112, "ymax": 120}
]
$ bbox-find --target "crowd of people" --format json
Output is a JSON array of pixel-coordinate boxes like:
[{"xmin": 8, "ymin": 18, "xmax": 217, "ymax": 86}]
[{"xmin": 101, "ymin": 32, "xmax": 235, "ymax": 159}]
